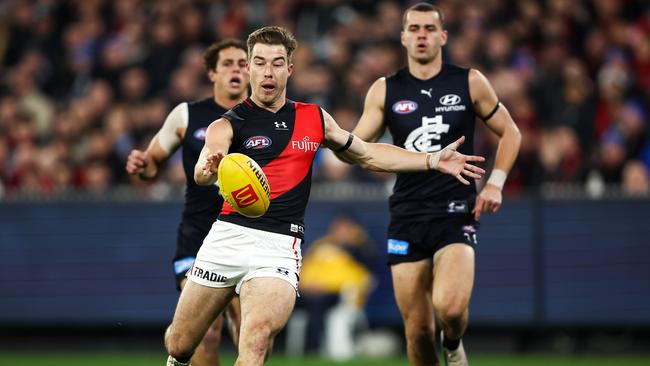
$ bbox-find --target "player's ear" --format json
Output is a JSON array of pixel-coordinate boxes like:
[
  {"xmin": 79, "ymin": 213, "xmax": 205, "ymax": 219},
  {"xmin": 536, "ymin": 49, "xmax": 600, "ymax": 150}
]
[
  {"xmin": 400, "ymin": 30, "xmax": 406, "ymax": 47},
  {"xmin": 287, "ymin": 62, "xmax": 293, "ymax": 77},
  {"xmin": 208, "ymin": 68, "xmax": 217, "ymax": 82},
  {"xmin": 440, "ymin": 30, "xmax": 448, "ymax": 46}
]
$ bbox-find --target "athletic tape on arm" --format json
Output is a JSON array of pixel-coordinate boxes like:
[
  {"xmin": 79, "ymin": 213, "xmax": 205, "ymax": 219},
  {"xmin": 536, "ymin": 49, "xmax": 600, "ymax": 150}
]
[{"xmin": 157, "ymin": 102, "xmax": 189, "ymax": 153}]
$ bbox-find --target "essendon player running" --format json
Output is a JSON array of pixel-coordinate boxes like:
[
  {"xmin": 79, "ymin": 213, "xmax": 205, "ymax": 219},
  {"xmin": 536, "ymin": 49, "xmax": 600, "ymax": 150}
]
[
  {"xmin": 164, "ymin": 26, "xmax": 485, "ymax": 366},
  {"xmin": 125, "ymin": 39, "xmax": 249, "ymax": 366},
  {"xmin": 353, "ymin": 3, "xmax": 522, "ymax": 365}
]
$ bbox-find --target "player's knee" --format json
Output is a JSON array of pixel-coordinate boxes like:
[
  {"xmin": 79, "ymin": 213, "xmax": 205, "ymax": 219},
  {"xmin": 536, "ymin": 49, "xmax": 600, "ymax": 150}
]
[
  {"xmin": 165, "ymin": 327, "xmax": 195, "ymax": 361},
  {"xmin": 434, "ymin": 300, "xmax": 466, "ymax": 325},
  {"xmin": 241, "ymin": 321, "xmax": 273, "ymax": 355}
]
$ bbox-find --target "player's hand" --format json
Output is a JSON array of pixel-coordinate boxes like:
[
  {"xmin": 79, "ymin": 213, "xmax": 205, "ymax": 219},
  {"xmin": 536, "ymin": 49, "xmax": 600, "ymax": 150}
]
[
  {"xmin": 473, "ymin": 183, "xmax": 502, "ymax": 221},
  {"xmin": 202, "ymin": 152, "xmax": 225, "ymax": 176},
  {"xmin": 436, "ymin": 136, "xmax": 485, "ymax": 185},
  {"xmin": 126, "ymin": 149, "xmax": 149, "ymax": 175}
]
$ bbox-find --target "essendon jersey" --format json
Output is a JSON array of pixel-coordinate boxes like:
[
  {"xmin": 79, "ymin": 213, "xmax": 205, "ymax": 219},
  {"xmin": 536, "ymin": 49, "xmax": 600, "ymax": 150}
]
[
  {"xmin": 182, "ymin": 98, "xmax": 226, "ymax": 228},
  {"xmin": 220, "ymin": 98, "xmax": 324, "ymax": 238},
  {"xmin": 384, "ymin": 64, "xmax": 477, "ymax": 220}
]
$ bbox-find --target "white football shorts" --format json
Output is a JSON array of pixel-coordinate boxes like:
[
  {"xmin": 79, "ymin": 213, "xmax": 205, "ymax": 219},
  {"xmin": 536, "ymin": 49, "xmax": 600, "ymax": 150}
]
[{"xmin": 188, "ymin": 220, "xmax": 302, "ymax": 294}]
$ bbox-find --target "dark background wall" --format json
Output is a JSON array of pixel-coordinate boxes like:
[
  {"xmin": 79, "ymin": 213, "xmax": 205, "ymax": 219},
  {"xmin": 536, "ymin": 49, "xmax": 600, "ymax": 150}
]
[{"xmin": 1, "ymin": 198, "xmax": 649, "ymax": 329}]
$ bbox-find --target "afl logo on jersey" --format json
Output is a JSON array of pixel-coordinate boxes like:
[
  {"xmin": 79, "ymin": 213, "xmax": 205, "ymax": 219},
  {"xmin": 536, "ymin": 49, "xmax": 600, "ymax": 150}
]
[
  {"xmin": 244, "ymin": 136, "xmax": 272, "ymax": 149},
  {"xmin": 194, "ymin": 128, "xmax": 207, "ymax": 140},
  {"xmin": 439, "ymin": 94, "xmax": 461, "ymax": 106},
  {"xmin": 392, "ymin": 100, "xmax": 418, "ymax": 114}
]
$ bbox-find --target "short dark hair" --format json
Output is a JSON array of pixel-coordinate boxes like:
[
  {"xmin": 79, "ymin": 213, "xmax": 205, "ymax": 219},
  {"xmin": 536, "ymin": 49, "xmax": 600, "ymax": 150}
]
[
  {"xmin": 247, "ymin": 26, "xmax": 298, "ymax": 62},
  {"xmin": 402, "ymin": 2, "xmax": 445, "ymax": 29},
  {"xmin": 203, "ymin": 38, "xmax": 246, "ymax": 71}
]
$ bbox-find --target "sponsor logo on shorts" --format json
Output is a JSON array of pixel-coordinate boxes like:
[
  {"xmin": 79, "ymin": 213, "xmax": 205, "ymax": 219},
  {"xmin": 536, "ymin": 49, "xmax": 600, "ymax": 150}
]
[
  {"xmin": 276, "ymin": 267, "xmax": 290, "ymax": 276},
  {"xmin": 191, "ymin": 266, "xmax": 228, "ymax": 282},
  {"xmin": 173, "ymin": 257, "xmax": 195, "ymax": 275},
  {"xmin": 244, "ymin": 136, "xmax": 272, "ymax": 149},
  {"xmin": 462, "ymin": 225, "xmax": 478, "ymax": 245},
  {"xmin": 387, "ymin": 239, "xmax": 409, "ymax": 255},
  {"xmin": 392, "ymin": 100, "xmax": 418, "ymax": 114},
  {"xmin": 447, "ymin": 200, "xmax": 468, "ymax": 213},
  {"xmin": 232, "ymin": 184, "xmax": 259, "ymax": 208}
]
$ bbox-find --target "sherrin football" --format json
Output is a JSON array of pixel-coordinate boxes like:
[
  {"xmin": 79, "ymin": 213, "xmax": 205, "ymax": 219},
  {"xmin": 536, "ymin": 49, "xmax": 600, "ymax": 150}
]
[{"xmin": 217, "ymin": 153, "xmax": 270, "ymax": 218}]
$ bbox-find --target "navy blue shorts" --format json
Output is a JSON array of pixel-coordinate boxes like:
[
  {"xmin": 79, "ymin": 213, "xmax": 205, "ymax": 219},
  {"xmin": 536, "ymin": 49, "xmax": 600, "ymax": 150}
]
[
  {"xmin": 173, "ymin": 219, "xmax": 213, "ymax": 290},
  {"xmin": 386, "ymin": 215, "xmax": 478, "ymax": 265}
]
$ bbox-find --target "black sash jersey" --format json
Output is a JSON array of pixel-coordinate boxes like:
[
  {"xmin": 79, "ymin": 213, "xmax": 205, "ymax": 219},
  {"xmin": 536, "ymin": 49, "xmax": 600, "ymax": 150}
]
[
  {"xmin": 220, "ymin": 98, "xmax": 324, "ymax": 238},
  {"xmin": 384, "ymin": 64, "xmax": 477, "ymax": 220},
  {"xmin": 182, "ymin": 98, "xmax": 226, "ymax": 228}
]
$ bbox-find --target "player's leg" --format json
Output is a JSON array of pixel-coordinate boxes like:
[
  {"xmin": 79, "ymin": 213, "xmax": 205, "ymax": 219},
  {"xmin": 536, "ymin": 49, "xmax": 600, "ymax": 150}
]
[
  {"xmin": 235, "ymin": 277, "xmax": 296, "ymax": 365},
  {"xmin": 165, "ymin": 281, "xmax": 235, "ymax": 363},
  {"xmin": 432, "ymin": 243, "xmax": 475, "ymax": 365},
  {"xmin": 391, "ymin": 259, "xmax": 439, "ymax": 366},
  {"xmin": 224, "ymin": 296, "xmax": 241, "ymax": 346},
  {"xmin": 165, "ymin": 280, "xmax": 236, "ymax": 364},
  {"xmin": 178, "ymin": 277, "xmax": 227, "ymax": 366}
]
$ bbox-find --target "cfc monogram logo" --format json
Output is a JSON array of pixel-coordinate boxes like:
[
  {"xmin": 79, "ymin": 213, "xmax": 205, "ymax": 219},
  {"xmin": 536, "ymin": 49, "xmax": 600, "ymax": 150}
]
[
  {"xmin": 232, "ymin": 184, "xmax": 259, "ymax": 207},
  {"xmin": 405, "ymin": 115, "xmax": 450, "ymax": 152}
]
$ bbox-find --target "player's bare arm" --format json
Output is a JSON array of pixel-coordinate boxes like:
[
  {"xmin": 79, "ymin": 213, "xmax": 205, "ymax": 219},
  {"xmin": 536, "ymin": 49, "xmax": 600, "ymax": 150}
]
[
  {"xmin": 352, "ymin": 77, "xmax": 387, "ymax": 143},
  {"xmin": 194, "ymin": 118, "xmax": 233, "ymax": 186},
  {"xmin": 322, "ymin": 108, "xmax": 486, "ymax": 185},
  {"xmin": 126, "ymin": 102, "xmax": 187, "ymax": 179},
  {"xmin": 469, "ymin": 68, "xmax": 522, "ymax": 220}
]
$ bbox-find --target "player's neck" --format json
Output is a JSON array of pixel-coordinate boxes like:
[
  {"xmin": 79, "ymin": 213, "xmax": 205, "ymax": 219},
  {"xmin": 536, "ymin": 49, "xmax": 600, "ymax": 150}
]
[
  {"xmin": 408, "ymin": 55, "xmax": 442, "ymax": 80},
  {"xmin": 213, "ymin": 89, "xmax": 246, "ymax": 110},
  {"xmin": 250, "ymin": 92, "xmax": 286, "ymax": 113}
]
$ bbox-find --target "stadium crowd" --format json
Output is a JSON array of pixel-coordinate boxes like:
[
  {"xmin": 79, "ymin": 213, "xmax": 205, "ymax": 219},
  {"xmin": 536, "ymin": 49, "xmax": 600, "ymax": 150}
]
[{"xmin": 1, "ymin": 0, "xmax": 649, "ymax": 198}]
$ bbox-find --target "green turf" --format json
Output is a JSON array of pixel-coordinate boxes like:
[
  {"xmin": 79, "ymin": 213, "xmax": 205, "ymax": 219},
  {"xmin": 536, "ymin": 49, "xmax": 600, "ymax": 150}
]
[{"xmin": 1, "ymin": 352, "xmax": 650, "ymax": 366}]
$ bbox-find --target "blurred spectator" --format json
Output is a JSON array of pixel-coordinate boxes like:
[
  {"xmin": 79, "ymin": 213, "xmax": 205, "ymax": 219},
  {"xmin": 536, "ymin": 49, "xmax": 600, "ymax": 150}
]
[
  {"xmin": 1, "ymin": 0, "xmax": 649, "ymax": 197},
  {"xmin": 297, "ymin": 217, "xmax": 377, "ymax": 355},
  {"xmin": 622, "ymin": 160, "xmax": 650, "ymax": 195}
]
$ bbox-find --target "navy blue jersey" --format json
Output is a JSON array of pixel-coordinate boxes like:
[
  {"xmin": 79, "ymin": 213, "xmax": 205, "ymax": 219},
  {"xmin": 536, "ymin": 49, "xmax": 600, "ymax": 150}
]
[
  {"xmin": 220, "ymin": 98, "xmax": 324, "ymax": 238},
  {"xmin": 384, "ymin": 64, "xmax": 477, "ymax": 220},
  {"xmin": 181, "ymin": 98, "xmax": 226, "ymax": 228}
]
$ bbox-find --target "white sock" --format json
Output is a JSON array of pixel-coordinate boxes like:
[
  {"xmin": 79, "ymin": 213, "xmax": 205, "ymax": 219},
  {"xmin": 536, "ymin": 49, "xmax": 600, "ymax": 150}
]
[{"xmin": 166, "ymin": 355, "xmax": 191, "ymax": 366}]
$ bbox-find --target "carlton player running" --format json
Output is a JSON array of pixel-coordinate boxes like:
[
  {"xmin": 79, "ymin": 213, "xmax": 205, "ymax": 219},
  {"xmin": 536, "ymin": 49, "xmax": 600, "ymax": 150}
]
[
  {"xmin": 125, "ymin": 39, "xmax": 249, "ymax": 366},
  {"xmin": 352, "ymin": 3, "xmax": 522, "ymax": 365},
  {"xmin": 163, "ymin": 26, "xmax": 485, "ymax": 366}
]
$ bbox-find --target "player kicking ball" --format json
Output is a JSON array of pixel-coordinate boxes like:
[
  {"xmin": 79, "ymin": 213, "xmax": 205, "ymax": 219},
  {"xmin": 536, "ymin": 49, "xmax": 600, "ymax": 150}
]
[{"xmin": 164, "ymin": 26, "xmax": 485, "ymax": 366}]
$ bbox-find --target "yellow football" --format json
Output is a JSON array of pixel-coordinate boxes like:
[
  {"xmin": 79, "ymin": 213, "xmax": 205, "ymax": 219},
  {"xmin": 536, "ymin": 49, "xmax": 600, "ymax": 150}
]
[{"xmin": 217, "ymin": 153, "xmax": 271, "ymax": 218}]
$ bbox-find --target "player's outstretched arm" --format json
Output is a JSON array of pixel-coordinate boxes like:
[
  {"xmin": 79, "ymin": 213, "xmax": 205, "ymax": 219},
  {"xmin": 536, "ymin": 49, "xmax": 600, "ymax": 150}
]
[
  {"xmin": 194, "ymin": 118, "xmax": 233, "ymax": 186},
  {"xmin": 322, "ymin": 108, "xmax": 486, "ymax": 185},
  {"xmin": 125, "ymin": 103, "xmax": 187, "ymax": 179}
]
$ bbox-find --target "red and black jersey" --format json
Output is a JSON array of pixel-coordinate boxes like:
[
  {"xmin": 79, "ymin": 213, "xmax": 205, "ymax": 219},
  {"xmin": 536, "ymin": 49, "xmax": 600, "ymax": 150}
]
[{"xmin": 220, "ymin": 98, "xmax": 324, "ymax": 238}]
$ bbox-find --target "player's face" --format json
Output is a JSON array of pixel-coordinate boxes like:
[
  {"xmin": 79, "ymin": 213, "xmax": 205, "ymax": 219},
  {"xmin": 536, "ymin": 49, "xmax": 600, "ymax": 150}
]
[
  {"xmin": 401, "ymin": 10, "xmax": 447, "ymax": 64},
  {"xmin": 210, "ymin": 47, "xmax": 249, "ymax": 98},
  {"xmin": 248, "ymin": 43, "xmax": 293, "ymax": 106}
]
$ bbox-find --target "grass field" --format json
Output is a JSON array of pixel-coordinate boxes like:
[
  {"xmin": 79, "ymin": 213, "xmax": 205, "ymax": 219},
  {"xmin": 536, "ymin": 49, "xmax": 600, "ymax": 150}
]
[{"xmin": 2, "ymin": 352, "xmax": 650, "ymax": 366}]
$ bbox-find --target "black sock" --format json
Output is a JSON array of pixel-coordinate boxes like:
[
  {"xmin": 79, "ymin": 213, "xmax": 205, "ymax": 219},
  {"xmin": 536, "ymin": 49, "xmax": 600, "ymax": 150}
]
[
  {"xmin": 443, "ymin": 336, "xmax": 461, "ymax": 351},
  {"xmin": 168, "ymin": 355, "xmax": 191, "ymax": 365}
]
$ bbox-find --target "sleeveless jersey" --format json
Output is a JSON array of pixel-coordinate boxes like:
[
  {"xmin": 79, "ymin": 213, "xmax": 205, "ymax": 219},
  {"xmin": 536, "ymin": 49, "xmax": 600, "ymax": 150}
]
[
  {"xmin": 220, "ymin": 98, "xmax": 324, "ymax": 238},
  {"xmin": 181, "ymin": 98, "xmax": 226, "ymax": 228},
  {"xmin": 384, "ymin": 64, "xmax": 477, "ymax": 220}
]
